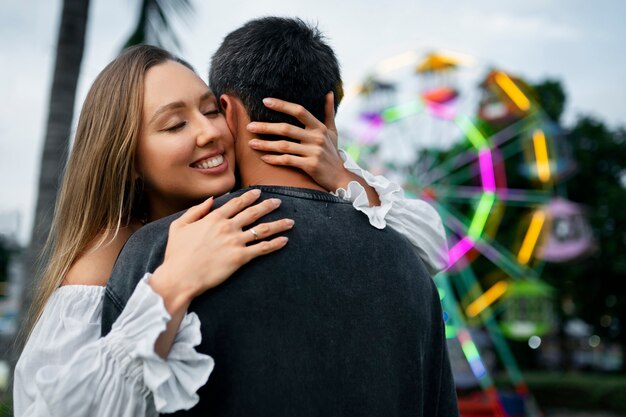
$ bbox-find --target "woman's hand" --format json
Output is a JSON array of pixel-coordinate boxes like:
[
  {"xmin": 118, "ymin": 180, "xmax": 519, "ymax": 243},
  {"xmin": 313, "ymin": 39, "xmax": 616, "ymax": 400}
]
[
  {"xmin": 246, "ymin": 92, "xmax": 353, "ymax": 192},
  {"xmin": 150, "ymin": 189, "xmax": 293, "ymax": 358},
  {"xmin": 247, "ymin": 94, "xmax": 381, "ymax": 205},
  {"xmin": 153, "ymin": 189, "xmax": 293, "ymax": 301}
]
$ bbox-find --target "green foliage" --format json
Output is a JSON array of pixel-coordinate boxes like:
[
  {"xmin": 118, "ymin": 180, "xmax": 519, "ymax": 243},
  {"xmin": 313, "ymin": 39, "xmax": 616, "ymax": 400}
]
[
  {"xmin": 532, "ymin": 80, "xmax": 566, "ymax": 122},
  {"xmin": 0, "ymin": 398, "xmax": 11, "ymax": 417},
  {"xmin": 543, "ymin": 116, "xmax": 626, "ymax": 345},
  {"xmin": 124, "ymin": 0, "xmax": 194, "ymax": 51},
  {"xmin": 522, "ymin": 372, "xmax": 626, "ymax": 413}
]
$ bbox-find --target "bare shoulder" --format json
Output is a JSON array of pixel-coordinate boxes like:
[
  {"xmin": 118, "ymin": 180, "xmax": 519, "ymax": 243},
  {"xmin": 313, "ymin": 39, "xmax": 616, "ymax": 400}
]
[{"xmin": 63, "ymin": 223, "xmax": 142, "ymax": 287}]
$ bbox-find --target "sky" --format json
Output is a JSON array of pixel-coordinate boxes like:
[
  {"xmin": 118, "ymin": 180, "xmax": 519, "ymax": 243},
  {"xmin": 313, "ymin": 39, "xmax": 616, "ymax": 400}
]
[{"xmin": 1, "ymin": 0, "xmax": 625, "ymax": 244}]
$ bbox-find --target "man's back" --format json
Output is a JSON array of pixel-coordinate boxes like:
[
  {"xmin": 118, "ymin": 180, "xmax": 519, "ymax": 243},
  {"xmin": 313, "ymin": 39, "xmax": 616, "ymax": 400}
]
[{"xmin": 102, "ymin": 186, "xmax": 457, "ymax": 417}]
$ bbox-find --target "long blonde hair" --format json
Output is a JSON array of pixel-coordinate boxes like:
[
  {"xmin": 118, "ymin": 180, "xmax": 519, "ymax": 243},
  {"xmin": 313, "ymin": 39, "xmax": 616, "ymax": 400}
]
[{"xmin": 25, "ymin": 45, "xmax": 184, "ymax": 338}]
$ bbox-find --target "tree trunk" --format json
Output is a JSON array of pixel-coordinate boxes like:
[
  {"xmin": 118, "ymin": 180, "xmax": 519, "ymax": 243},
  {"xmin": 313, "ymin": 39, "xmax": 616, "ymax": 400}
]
[{"xmin": 11, "ymin": 0, "xmax": 90, "ymax": 360}]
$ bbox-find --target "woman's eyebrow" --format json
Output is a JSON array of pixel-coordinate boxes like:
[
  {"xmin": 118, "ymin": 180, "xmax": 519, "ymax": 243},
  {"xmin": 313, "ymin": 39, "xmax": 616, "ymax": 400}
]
[
  {"xmin": 150, "ymin": 92, "xmax": 214, "ymax": 125},
  {"xmin": 149, "ymin": 101, "xmax": 185, "ymax": 125},
  {"xmin": 199, "ymin": 91, "xmax": 214, "ymax": 103}
]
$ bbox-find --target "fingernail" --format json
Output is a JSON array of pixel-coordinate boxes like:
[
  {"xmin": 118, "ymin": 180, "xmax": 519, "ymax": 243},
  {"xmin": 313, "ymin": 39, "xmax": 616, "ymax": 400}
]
[
  {"xmin": 263, "ymin": 98, "xmax": 275, "ymax": 106},
  {"xmin": 251, "ymin": 189, "xmax": 261, "ymax": 196},
  {"xmin": 279, "ymin": 236, "xmax": 289, "ymax": 244},
  {"xmin": 249, "ymin": 139, "xmax": 259, "ymax": 147},
  {"xmin": 270, "ymin": 198, "xmax": 281, "ymax": 207},
  {"xmin": 247, "ymin": 122, "xmax": 257, "ymax": 130},
  {"xmin": 285, "ymin": 219, "xmax": 295, "ymax": 227}
]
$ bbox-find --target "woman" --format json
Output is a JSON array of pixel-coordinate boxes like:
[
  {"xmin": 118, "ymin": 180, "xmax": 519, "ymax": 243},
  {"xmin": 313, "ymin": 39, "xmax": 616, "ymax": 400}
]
[{"xmin": 14, "ymin": 45, "xmax": 446, "ymax": 416}]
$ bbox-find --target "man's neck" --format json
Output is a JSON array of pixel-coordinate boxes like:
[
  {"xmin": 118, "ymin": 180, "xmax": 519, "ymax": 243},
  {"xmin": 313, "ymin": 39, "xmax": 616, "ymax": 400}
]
[
  {"xmin": 238, "ymin": 156, "xmax": 326, "ymax": 191},
  {"xmin": 229, "ymin": 102, "xmax": 326, "ymax": 192}
]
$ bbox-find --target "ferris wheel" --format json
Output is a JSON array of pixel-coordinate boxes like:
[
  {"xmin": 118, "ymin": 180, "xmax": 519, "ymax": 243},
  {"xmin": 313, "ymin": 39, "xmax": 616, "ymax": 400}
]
[{"xmin": 337, "ymin": 49, "xmax": 590, "ymax": 417}]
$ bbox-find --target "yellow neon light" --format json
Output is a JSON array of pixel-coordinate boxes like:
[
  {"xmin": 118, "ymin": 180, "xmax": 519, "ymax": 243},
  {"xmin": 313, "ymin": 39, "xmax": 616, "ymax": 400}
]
[
  {"xmin": 517, "ymin": 210, "xmax": 546, "ymax": 265},
  {"xmin": 494, "ymin": 72, "xmax": 530, "ymax": 111},
  {"xmin": 466, "ymin": 281, "xmax": 509, "ymax": 318},
  {"xmin": 533, "ymin": 130, "xmax": 551, "ymax": 182}
]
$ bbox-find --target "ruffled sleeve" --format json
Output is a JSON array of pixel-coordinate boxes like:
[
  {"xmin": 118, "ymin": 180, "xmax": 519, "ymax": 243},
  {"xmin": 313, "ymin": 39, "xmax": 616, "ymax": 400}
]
[
  {"xmin": 14, "ymin": 274, "xmax": 213, "ymax": 417},
  {"xmin": 333, "ymin": 149, "xmax": 449, "ymax": 275}
]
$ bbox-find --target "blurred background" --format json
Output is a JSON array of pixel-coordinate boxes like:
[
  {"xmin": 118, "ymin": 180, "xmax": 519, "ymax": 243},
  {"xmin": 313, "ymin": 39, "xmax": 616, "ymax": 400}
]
[{"xmin": 1, "ymin": 1, "xmax": 625, "ymax": 416}]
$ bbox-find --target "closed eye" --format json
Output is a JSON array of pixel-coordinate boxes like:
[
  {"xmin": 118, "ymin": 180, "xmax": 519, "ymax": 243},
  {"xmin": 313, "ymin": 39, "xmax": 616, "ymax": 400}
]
[
  {"xmin": 163, "ymin": 121, "xmax": 186, "ymax": 132},
  {"xmin": 203, "ymin": 109, "xmax": 220, "ymax": 117}
]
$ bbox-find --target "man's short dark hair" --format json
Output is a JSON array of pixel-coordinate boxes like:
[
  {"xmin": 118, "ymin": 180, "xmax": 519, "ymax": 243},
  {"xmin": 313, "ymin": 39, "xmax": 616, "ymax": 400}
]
[{"xmin": 209, "ymin": 17, "xmax": 343, "ymax": 127}]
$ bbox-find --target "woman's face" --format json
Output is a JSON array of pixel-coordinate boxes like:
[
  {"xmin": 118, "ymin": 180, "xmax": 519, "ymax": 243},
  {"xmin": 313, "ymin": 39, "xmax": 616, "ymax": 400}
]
[{"xmin": 137, "ymin": 60, "xmax": 236, "ymax": 220}]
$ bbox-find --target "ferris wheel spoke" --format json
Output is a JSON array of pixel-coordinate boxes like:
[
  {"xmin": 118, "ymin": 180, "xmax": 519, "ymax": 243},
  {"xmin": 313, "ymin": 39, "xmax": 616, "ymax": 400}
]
[
  {"xmin": 434, "ymin": 202, "xmax": 538, "ymax": 279},
  {"xmin": 431, "ymin": 186, "xmax": 551, "ymax": 206},
  {"xmin": 424, "ymin": 114, "xmax": 544, "ymax": 186}
]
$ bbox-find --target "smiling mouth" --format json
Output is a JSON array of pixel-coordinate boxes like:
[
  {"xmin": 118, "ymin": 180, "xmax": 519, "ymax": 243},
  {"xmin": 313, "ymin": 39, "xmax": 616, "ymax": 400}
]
[{"xmin": 192, "ymin": 154, "xmax": 225, "ymax": 169}]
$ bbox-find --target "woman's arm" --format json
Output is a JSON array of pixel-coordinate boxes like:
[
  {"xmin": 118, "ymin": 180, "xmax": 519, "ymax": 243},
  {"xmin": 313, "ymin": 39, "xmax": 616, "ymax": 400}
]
[
  {"xmin": 15, "ymin": 190, "xmax": 294, "ymax": 416},
  {"xmin": 247, "ymin": 96, "xmax": 448, "ymax": 274},
  {"xmin": 149, "ymin": 190, "xmax": 293, "ymax": 358},
  {"xmin": 333, "ymin": 149, "xmax": 449, "ymax": 275},
  {"xmin": 14, "ymin": 281, "xmax": 209, "ymax": 417}
]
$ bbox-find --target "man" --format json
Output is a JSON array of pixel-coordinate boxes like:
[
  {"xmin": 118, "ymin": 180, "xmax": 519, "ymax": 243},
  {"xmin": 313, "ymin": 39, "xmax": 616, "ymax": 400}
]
[{"xmin": 102, "ymin": 17, "xmax": 458, "ymax": 416}]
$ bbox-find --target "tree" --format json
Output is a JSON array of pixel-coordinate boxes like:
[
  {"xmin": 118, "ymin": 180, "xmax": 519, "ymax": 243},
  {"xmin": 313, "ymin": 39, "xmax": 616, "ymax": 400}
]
[
  {"xmin": 543, "ymin": 116, "xmax": 626, "ymax": 370},
  {"xmin": 16, "ymin": 0, "xmax": 91, "ymax": 352}
]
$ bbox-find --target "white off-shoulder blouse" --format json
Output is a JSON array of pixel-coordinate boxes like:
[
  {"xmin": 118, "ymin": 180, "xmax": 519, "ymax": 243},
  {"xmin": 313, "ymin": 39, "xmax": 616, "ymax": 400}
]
[{"xmin": 13, "ymin": 156, "xmax": 448, "ymax": 417}]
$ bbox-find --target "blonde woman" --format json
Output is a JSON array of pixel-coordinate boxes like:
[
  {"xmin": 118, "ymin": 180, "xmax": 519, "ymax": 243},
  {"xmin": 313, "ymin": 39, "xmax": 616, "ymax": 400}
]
[{"xmin": 14, "ymin": 45, "xmax": 446, "ymax": 416}]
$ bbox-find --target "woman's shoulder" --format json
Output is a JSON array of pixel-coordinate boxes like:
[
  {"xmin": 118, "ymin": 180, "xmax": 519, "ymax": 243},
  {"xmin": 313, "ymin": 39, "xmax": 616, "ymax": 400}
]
[{"xmin": 63, "ymin": 223, "xmax": 142, "ymax": 286}]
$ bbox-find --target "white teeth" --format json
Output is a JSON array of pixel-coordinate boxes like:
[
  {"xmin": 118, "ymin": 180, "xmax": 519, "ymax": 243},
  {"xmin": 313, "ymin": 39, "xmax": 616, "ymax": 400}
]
[{"xmin": 194, "ymin": 154, "xmax": 224, "ymax": 169}]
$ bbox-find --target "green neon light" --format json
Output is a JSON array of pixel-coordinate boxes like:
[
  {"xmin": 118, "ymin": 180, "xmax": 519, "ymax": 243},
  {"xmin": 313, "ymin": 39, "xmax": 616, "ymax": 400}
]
[
  {"xmin": 445, "ymin": 325, "xmax": 457, "ymax": 339},
  {"xmin": 382, "ymin": 100, "xmax": 424, "ymax": 122},
  {"xmin": 460, "ymin": 337, "xmax": 481, "ymax": 360},
  {"xmin": 468, "ymin": 192, "xmax": 496, "ymax": 239},
  {"xmin": 457, "ymin": 116, "xmax": 488, "ymax": 150},
  {"xmin": 345, "ymin": 144, "xmax": 361, "ymax": 162}
]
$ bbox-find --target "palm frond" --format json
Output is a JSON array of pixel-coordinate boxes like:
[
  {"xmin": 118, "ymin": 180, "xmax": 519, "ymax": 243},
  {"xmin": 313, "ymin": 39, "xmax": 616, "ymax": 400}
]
[{"xmin": 123, "ymin": 0, "xmax": 194, "ymax": 52}]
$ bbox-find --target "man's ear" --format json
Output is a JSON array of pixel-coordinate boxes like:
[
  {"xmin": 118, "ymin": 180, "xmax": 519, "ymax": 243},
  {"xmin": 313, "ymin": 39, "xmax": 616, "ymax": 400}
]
[{"xmin": 220, "ymin": 94, "xmax": 239, "ymax": 136}]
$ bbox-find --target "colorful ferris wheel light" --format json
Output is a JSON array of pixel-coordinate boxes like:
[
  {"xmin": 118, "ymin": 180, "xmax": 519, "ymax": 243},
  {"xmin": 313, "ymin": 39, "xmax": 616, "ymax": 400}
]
[
  {"xmin": 466, "ymin": 280, "xmax": 509, "ymax": 318},
  {"xmin": 447, "ymin": 237, "xmax": 474, "ymax": 268},
  {"xmin": 532, "ymin": 130, "xmax": 551, "ymax": 182},
  {"xmin": 517, "ymin": 210, "xmax": 546, "ymax": 265},
  {"xmin": 382, "ymin": 100, "xmax": 423, "ymax": 122},
  {"xmin": 469, "ymin": 192, "xmax": 497, "ymax": 240},
  {"xmin": 494, "ymin": 71, "xmax": 531, "ymax": 112},
  {"xmin": 458, "ymin": 329, "xmax": 488, "ymax": 380},
  {"xmin": 478, "ymin": 150, "xmax": 497, "ymax": 192},
  {"xmin": 458, "ymin": 116, "xmax": 488, "ymax": 149}
]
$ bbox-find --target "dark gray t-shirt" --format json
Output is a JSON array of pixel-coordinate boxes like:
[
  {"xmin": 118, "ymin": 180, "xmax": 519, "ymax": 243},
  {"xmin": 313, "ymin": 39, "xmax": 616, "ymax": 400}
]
[{"xmin": 102, "ymin": 186, "xmax": 458, "ymax": 417}]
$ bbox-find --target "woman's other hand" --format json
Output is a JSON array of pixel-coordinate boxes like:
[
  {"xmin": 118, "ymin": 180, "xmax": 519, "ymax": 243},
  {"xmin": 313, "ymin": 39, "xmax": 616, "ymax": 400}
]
[{"xmin": 246, "ymin": 92, "xmax": 352, "ymax": 192}]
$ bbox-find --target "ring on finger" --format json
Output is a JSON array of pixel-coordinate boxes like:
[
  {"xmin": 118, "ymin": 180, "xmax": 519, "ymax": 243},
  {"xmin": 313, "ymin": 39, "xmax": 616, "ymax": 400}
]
[{"xmin": 248, "ymin": 228, "xmax": 259, "ymax": 240}]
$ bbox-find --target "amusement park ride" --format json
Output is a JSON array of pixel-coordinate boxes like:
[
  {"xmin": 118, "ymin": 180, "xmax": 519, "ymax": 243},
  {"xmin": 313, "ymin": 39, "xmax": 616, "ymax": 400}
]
[{"xmin": 338, "ymin": 51, "xmax": 595, "ymax": 417}]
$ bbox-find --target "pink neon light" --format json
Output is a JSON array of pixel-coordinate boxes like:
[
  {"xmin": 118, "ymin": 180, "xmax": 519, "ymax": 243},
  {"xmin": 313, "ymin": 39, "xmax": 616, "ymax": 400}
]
[
  {"xmin": 447, "ymin": 236, "xmax": 474, "ymax": 269},
  {"xmin": 478, "ymin": 149, "xmax": 496, "ymax": 192},
  {"xmin": 425, "ymin": 101, "xmax": 456, "ymax": 120}
]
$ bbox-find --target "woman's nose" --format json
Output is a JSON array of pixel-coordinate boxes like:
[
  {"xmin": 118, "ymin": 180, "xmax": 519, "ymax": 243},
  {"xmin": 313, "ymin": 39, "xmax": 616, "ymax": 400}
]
[{"xmin": 195, "ymin": 117, "xmax": 219, "ymax": 148}]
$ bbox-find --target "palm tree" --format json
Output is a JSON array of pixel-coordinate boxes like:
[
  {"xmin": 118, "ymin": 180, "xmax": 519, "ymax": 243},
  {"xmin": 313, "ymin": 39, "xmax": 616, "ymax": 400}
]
[
  {"xmin": 2, "ymin": 1, "xmax": 90, "ymax": 406},
  {"xmin": 13, "ymin": 0, "xmax": 90, "ymax": 351}
]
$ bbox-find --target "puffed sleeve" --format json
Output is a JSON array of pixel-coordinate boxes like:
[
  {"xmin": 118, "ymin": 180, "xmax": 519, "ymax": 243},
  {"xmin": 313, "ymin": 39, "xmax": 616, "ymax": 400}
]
[
  {"xmin": 13, "ymin": 273, "xmax": 213, "ymax": 417},
  {"xmin": 332, "ymin": 149, "xmax": 449, "ymax": 275}
]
